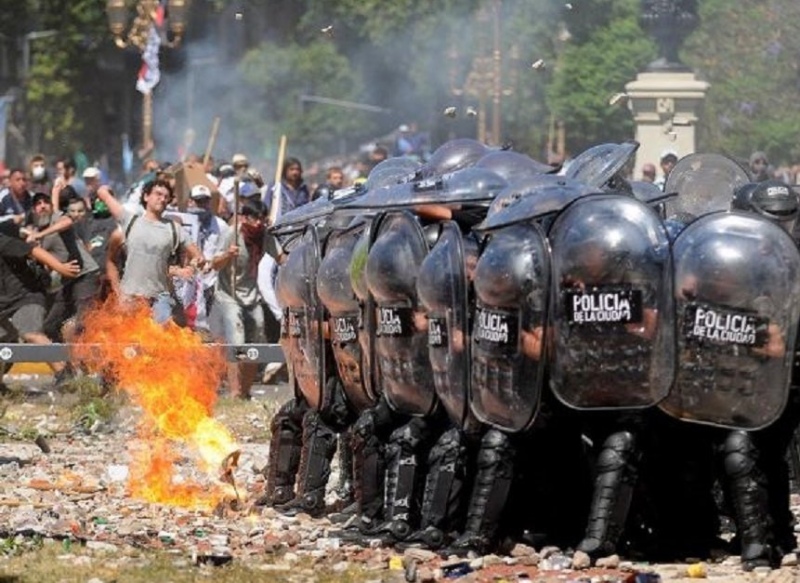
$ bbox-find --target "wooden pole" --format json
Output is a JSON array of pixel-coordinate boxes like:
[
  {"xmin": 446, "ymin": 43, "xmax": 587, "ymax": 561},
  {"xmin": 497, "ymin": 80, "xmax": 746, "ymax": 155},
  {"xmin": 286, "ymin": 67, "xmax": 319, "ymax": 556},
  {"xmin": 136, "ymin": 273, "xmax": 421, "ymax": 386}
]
[
  {"xmin": 231, "ymin": 178, "xmax": 240, "ymax": 291},
  {"xmin": 203, "ymin": 116, "xmax": 221, "ymax": 167},
  {"xmin": 268, "ymin": 135, "xmax": 287, "ymax": 227}
]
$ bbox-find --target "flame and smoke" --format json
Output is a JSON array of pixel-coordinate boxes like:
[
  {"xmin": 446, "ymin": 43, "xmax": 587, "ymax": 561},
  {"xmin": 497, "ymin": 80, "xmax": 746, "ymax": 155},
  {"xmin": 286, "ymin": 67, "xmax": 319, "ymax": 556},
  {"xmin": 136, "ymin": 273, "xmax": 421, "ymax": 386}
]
[{"xmin": 73, "ymin": 298, "xmax": 237, "ymax": 509}]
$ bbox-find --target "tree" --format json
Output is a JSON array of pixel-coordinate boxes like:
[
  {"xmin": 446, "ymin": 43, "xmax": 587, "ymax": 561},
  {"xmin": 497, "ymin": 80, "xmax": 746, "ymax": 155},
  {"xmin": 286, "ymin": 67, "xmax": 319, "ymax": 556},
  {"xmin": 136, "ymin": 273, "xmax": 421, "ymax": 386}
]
[
  {"xmin": 546, "ymin": 0, "xmax": 656, "ymax": 155},
  {"xmin": 683, "ymin": 0, "xmax": 800, "ymax": 165},
  {"xmin": 17, "ymin": 0, "xmax": 107, "ymax": 156},
  {"xmin": 236, "ymin": 39, "xmax": 369, "ymax": 162}
]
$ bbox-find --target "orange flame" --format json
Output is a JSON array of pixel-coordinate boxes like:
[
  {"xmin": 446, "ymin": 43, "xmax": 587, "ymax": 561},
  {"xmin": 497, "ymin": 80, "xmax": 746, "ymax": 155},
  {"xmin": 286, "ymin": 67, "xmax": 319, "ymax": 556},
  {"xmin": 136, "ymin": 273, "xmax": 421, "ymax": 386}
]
[{"xmin": 74, "ymin": 298, "xmax": 237, "ymax": 509}]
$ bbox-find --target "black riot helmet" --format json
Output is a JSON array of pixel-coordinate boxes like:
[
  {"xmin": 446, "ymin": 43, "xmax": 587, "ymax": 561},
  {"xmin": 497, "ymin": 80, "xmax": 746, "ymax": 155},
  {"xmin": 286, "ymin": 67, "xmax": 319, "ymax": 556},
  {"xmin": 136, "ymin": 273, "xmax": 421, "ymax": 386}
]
[
  {"xmin": 731, "ymin": 180, "xmax": 800, "ymax": 234},
  {"xmin": 419, "ymin": 138, "xmax": 488, "ymax": 178}
]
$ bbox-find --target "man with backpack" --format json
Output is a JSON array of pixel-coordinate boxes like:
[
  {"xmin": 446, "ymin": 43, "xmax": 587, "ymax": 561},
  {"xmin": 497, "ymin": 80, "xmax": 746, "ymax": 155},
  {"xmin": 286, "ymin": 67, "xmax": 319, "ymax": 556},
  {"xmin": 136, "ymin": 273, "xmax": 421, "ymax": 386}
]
[{"xmin": 96, "ymin": 179, "xmax": 205, "ymax": 323}]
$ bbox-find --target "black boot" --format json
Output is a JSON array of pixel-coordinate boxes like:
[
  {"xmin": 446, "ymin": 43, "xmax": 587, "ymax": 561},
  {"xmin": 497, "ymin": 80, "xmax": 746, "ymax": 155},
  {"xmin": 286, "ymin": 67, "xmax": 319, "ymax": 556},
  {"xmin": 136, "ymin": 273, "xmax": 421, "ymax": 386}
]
[
  {"xmin": 329, "ymin": 404, "xmax": 395, "ymax": 542},
  {"xmin": 443, "ymin": 429, "xmax": 515, "ymax": 557},
  {"xmin": 278, "ymin": 410, "xmax": 337, "ymax": 518},
  {"xmin": 371, "ymin": 417, "xmax": 436, "ymax": 545},
  {"xmin": 258, "ymin": 399, "xmax": 304, "ymax": 507},
  {"xmin": 723, "ymin": 431, "xmax": 775, "ymax": 570},
  {"xmin": 577, "ymin": 430, "xmax": 639, "ymax": 559},
  {"xmin": 403, "ymin": 427, "xmax": 469, "ymax": 550}
]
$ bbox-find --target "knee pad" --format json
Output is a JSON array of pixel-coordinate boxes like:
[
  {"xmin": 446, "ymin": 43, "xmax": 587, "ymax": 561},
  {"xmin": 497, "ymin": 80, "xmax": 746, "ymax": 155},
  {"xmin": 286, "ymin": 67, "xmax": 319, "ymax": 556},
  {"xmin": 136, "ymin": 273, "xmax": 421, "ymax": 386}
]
[
  {"xmin": 428, "ymin": 427, "xmax": 464, "ymax": 465},
  {"xmin": 477, "ymin": 429, "xmax": 513, "ymax": 469},
  {"xmin": 596, "ymin": 431, "xmax": 637, "ymax": 472},
  {"xmin": 724, "ymin": 431, "xmax": 758, "ymax": 478},
  {"xmin": 388, "ymin": 417, "xmax": 429, "ymax": 452}
]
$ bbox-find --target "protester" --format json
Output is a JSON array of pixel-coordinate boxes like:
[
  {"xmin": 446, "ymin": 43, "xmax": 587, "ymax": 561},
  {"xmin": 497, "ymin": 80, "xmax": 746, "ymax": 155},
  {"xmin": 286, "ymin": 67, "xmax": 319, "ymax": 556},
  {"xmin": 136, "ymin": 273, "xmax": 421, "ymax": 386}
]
[
  {"xmin": 210, "ymin": 199, "xmax": 271, "ymax": 399},
  {"xmin": 263, "ymin": 157, "xmax": 310, "ymax": 221},
  {"xmin": 0, "ymin": 168, "xmax": 34, "ymax": 225},
  {"xmin": 96, "ymin": 179, "xmax": 205, "ymax": 324},
  {"xmin": 0, "ymin": 221, "xmax": 80, "ymax": 384}
]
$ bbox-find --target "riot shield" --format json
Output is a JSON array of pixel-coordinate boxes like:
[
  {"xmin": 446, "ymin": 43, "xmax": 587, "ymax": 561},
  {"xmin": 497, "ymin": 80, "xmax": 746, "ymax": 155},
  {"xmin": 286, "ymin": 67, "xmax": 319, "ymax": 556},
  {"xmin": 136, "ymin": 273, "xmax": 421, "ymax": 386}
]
[
  {"xmin": 337, "ymin": 167, "xmax": 507, "ymax": 211},
  {"xmin": 275, "ymin": 226, "xmax": 329, "ymax": 410},
  {"xmin": 664, "ymin": 153, "xmax": 750, "ymax": 217},
  {"xmin": 470, "ymin": 222, "xmax": 549, "ymax": 432},
  {"xmin": 565, "ymin": 141, "xmax": 639, "ymax": 189},
  {"xmin": 317, "ymin": 222, "xmax": 376, "ymax": 412},
  {"xmin": 662, "ymin": 211, "xmax": 800, "ymax": 430},
  {"xmin": 366, "ymin": 210, "xmax": 437, "ymax": 416},
  {"xmin": 549, "ymin": 194, "xmax": 674, "ymax": 410},
  {"xmin": 417, "ymin": 221, "xmax": 475, "ymax": 428},
  {"xmin": 349, "ymin": 220, "xmax": 378, "ymax": 401},
  {"xmin": 475, "ymin": 150, "xmax": 558, "ymax": 184},
  {"xmin": 477, "ymin": 175, "xmax": 598, "ymax": 232}
]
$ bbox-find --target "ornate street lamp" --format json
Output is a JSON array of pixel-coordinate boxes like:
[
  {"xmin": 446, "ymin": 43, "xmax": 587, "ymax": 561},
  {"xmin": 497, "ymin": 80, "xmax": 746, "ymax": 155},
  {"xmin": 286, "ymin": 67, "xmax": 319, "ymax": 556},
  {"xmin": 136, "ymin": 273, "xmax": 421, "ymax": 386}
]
[{"xmin": 106, "ymin": 0, "xmax": 189, "ymax": 155}]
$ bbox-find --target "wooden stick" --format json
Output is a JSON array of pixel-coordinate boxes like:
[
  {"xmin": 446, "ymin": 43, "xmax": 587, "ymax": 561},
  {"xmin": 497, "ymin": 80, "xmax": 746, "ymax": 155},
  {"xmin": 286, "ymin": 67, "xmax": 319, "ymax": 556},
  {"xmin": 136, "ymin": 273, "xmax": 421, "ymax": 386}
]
[
  {"xmin": 268, "ymin": 135, "xmax": 287, "ymax": 227},
  {"xmin": 231, "ymin": 178, "xmax": 240, "ymax": 291},
  {"xmin": 203, "ymin": 117, "xmax": 221, "ymax": 167}
]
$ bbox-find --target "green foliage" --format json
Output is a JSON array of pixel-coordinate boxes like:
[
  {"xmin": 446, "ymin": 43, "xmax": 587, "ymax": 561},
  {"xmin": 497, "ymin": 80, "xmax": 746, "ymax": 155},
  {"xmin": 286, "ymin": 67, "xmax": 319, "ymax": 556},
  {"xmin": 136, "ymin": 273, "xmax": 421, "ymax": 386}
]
[
  {"xmin": 236, "ymin": 39, "xmax": 369, "ymax": 161},
  {"xmin": 684, "ymin": 0, "xmax": 800, "ymax": 164},
  {"xmin": 547, "ymin": 0, "xmax": 656, "ymax": 153},
  {"xmin": 14, "ymin": 0, "xmax": 108, "ymax": 155}
]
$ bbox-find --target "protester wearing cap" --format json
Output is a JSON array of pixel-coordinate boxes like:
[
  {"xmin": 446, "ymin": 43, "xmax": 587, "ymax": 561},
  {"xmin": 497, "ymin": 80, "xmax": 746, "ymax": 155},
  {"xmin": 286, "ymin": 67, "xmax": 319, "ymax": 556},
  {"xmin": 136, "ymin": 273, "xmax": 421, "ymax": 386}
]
[
  {"xmin": 185, "ymin": 183, "xmax": 230, "ymax": 334},
  {"xmin": 232, "ymin": 154, "xmax": 249, "ymax": 174}
]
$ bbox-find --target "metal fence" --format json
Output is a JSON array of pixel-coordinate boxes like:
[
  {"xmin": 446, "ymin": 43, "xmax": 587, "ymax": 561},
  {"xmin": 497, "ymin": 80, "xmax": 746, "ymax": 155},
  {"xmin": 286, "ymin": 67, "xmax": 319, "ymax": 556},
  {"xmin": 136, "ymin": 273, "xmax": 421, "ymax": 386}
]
[{"xmin": 0, "ymin": 343, "xmax": 285, "ymax": 364}]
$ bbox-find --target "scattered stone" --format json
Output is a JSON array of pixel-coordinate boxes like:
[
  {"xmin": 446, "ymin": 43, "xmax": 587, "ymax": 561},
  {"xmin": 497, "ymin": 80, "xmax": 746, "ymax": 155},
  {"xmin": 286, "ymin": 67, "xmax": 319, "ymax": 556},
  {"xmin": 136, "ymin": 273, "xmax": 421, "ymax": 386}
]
[
  {"xmin": 539, "ymin": 545, "xmax": 560, "ymax": 558},
  {"xmin": 752, "ymin": 565, "xmax": 772, "ymax": 577},
  {"xmin": 403, "ymin": 547, "xmax": 437, "ymax": 563},
  {"xmin": 468, "ymin": 556, "xmax": 483, "ymax": 570},
  {"xmin": 481, "ymin": 554, "xmax": 503, "ymax": 567},
  {"xmin": 571, "ymin": 550, "xmax": 591, "ymax": 570},
  {"xmin": 331, "ymin": 561, "xmax": 348, "ymax": 572},
  {"xmin": 781, "ymin": 552, "xmax": 798, "ymax": 567},
  {"xmin": 86, "ymin": 541, "xmax": 118, "ymax": 552},
  {"xmin": 510, "ymin": 543, "xmax": 538, "ymax": 558},
  {"xmin": 595, "ymin": 554, "xmax": 620, "ymax": 569}
]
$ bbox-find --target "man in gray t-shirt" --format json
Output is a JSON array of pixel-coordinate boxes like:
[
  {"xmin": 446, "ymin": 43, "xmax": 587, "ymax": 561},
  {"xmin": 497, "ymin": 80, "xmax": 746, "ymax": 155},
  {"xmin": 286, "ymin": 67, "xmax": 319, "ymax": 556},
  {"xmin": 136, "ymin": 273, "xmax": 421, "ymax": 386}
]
[{"xmin": 97, "ymin": 179, "xmax": 204, "ymax": 323}]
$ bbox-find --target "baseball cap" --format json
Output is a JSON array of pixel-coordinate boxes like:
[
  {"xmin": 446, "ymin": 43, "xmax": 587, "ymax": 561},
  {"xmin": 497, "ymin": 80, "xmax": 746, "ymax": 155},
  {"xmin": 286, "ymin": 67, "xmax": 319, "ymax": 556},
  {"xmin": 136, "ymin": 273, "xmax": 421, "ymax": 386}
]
[
  {"xmin": 239, "ymin": 181, "xmax": 259, "ymax": 198},
  {"xmin": 232, "ymin": 153, "xmax": 249, "ymax": 166},
  {"xmin": 190, "ymin": 184, "xmax": 212, "ymax": 199},
  {"xmin": 82, "ymin": 167, "xmax": 101, "ymax": 179}
]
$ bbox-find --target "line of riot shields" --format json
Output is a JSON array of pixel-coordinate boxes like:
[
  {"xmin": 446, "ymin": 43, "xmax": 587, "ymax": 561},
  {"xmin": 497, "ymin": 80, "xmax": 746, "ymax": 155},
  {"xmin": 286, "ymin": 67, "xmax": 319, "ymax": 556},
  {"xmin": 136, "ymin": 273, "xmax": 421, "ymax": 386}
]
[{"xmin": 260, "ymin": 140, "xmax": 800, "ymax": 570}]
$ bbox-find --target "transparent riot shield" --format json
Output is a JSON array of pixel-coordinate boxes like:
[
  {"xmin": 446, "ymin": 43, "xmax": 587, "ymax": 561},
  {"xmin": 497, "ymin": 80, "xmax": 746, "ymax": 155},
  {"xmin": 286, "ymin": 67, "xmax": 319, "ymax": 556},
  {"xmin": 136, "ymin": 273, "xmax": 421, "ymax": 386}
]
[
  {"xmin": 275, "ymin": 225, "xmax": 327, "ymax": 410},
  {"xmin": 664, "ymin": 153, "xmax": 751, "ymax": 218},
  {"xmin": 317, "ymin": 222, "xmax": 376, "ymax": 412},
  {"xmin": 417, "ymin": 221, "xmax": 474, "ymax": 428},
  {"xmin": 549, "ymin": 194, "xmax": 674, "ymax": 409},
  {"xmin": 662, "ymin": 211, "xmax": 800, "ymax": 430},
  {"xmin": 470, "ymin": 222, "xmax": 549, "ymax": 432},
  {"xmin": 366, "ymin": 210, "xmax": 437, "ymax": 416}
]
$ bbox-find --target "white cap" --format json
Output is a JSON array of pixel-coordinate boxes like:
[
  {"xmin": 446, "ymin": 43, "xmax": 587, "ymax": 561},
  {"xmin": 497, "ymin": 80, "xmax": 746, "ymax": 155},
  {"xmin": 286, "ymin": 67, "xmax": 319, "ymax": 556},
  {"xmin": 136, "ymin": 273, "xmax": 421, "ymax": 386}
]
[
  {"xmin": 82, "ymin": 167, "xmax": 101, "ymax": 179},
  {"xmin": 190, "ymin": 184, "xmax": 212, "ymax": 199},
  {"xmin": 232, "ymin": 153, "xmax": 249, "ymax": 166},
  {"xmin": 398, "ymin": 124, "xmax": 410, "ymax": 132},
  {"xmin": 660, "ymin": 149, "xmax": 679, "ymax": 162}
]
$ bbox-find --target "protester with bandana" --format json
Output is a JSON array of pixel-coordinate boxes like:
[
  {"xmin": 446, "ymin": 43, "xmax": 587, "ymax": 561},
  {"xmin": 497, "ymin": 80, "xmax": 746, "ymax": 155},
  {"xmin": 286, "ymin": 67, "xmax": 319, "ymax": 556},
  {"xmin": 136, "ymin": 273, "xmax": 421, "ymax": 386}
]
[{"xmin": 209, "ymin": 199, "xmax": 271, "ymax": 399}]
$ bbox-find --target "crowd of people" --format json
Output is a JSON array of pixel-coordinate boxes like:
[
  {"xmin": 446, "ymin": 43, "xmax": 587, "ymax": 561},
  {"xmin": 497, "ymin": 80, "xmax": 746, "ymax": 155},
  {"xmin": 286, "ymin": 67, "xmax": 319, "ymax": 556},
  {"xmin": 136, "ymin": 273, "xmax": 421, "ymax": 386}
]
[
  {"xmin": 1, "ymin": 133, "xmax": 799, "ymax": 571},
  {"xmin": 0, "ymin": 141, "xmax": 397, "ymax": 397}
]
